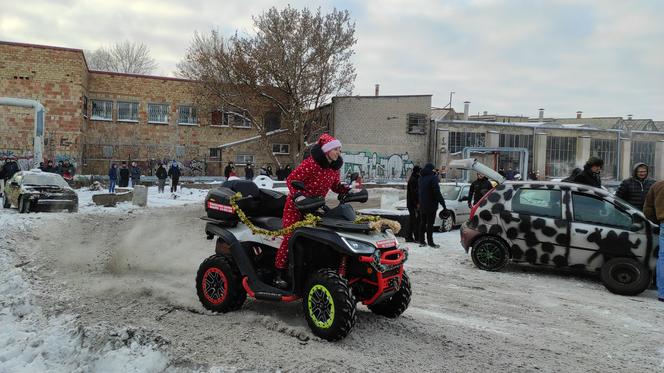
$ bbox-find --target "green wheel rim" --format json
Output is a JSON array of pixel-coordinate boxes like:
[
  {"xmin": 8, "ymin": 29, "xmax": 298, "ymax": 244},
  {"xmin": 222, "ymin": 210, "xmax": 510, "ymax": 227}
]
[
  {"xmin": 477, "ymin": 243, "xmax": 502, "ymax": 267},
  {"xmin": 307, "ymin": 284, "xmax": 335, "ymax": 329}
]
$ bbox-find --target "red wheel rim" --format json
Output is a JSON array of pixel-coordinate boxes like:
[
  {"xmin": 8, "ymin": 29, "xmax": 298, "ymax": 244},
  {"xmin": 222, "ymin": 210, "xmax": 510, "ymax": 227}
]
[{"xmin": 202, "ymin": 267, "xmax": 228, "ymax": 305}]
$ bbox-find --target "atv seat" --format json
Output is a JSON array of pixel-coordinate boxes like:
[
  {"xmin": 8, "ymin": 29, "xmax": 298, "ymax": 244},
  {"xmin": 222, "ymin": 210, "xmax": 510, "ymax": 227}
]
[{"xmin": 249, "ymin": 217, "xmax": 283, "ymax": 231}]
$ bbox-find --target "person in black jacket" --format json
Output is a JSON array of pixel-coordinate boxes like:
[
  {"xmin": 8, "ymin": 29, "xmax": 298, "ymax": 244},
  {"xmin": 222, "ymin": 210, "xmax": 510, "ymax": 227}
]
[
  {"xmin": 244, "ymin": 163, "xmax": 254, "ymax": 180},
  {"xmin": 572, "ymin": 156, "xmax": 603, "ymax": 188},
  {"xmin": 562, "ymin": 167, "xmax": 582, "ymax": 183},
  {"xmin": 119, "ymin": 162, "xmax": 130, "ymax": 187},
  {"xmin": 467, "ymin": 174, "xmax": 493, "ymax": 207},
  {"xmin": 156, "ymin": 162, "xmax": 167, "ymax": 193},
  {"xmin": 224, "ymin": 162, "xmax": 234, "ymax": 179},
  {"xmin": 405, "ymin": 165, "xmax": 422, "ymax": 242},
  {"xmin": 418, "ymin": 163, "xmax": 448, "ymax": 248},
  {"xmin": 615, "ymin": 162, "xmax": 655, "ymax": 211},
  {"xmin": 168, "ymin": 161, "xmax": 181, "ymax": 193},
  {"xmin": 1, "ymin": 156, "xmax": 20, "ymax": 197}
]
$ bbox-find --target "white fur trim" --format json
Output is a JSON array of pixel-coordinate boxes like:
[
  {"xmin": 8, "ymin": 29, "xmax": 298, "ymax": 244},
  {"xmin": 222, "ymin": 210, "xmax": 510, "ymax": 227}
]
[{"xmin": 321, "ymin": 139, "xmax": 342, "ymax": 153}]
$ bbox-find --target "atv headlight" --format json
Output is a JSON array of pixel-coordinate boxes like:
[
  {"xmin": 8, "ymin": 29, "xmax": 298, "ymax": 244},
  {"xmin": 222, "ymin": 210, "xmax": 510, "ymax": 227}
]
[{"xmin": 341, "ymin": 237, "xmax": 375, "ymax": 254}]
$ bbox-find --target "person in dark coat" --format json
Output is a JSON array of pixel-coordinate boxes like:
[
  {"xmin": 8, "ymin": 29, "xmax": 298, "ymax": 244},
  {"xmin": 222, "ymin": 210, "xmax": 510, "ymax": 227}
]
[
  {"xmin": 467, "ymin": 174, "xmax": 493, "ymax": 207},
  {"xmin": 44, "ymin": 160, "xmax": 56, "ymax": 173},
  {"xmin": 1, "ymin": 156, "xmax": 20, "ymax": 197},
  {"xmin": 244, "ymin": 163, "xmax": 254, "ymax": 180},
  {"xmin": 405, "ymin": 165, "xmax": 422, "ymax": 242},
  {"xmin": 418, "ymin": 163, "xmax": 448, "ymax": 248},
  {"xmin": 119, "ymin": 162, "xmax": 130, "ymax": 187},
  {"xmin": 562, "ymin": 167, "xmax": 582, "ymax": 182},
  {"xmin": 108, "ymin": 163, "xmax": 118, "ymax": 193},
  {"xmin": 224, "ymin": 162, "xmax": 234, "ymax": 179},
  {"xmin": 266, "ymin": 165, "xmax": 273, "ymax": 178},
  {"xmin": 572, "ymin": 157, "xmax": 603, "ymax": 188},
  {"xmin": 284, "ymin": 165, "xmax": 292, "ymax": 178},
  {"xmin": 156, "ymin": 162, "xmax": 168, "ymax": 193},
  {"xmin": 168, "ymin": 161, "xmax": 181, "ymax": 193},
  {"xmin": 615, "ymin": 163, "xmax": 655, "ymax": 211},
  {"xmin": 130, "ymin": 161, "xmax": 141, "ymax": 187}
]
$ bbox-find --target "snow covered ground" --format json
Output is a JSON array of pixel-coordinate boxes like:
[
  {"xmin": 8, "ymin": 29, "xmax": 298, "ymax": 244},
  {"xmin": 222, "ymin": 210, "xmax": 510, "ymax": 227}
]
[{"xmin": 1, "ymin": 185, "xmax": 663, "ymax": 372}]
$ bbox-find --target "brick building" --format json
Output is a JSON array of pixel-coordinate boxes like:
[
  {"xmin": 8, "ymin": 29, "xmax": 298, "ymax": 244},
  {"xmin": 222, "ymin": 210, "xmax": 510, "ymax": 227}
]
[{"xmin": 0, "ymin": 41, "xmax": 294, "ymax": 176}]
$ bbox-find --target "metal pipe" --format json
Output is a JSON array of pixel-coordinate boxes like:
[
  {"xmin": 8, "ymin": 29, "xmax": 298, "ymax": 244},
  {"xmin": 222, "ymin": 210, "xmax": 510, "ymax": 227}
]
[{"xmin": 0, "ymin": 97, "xmax": 46, "ymax": 169}]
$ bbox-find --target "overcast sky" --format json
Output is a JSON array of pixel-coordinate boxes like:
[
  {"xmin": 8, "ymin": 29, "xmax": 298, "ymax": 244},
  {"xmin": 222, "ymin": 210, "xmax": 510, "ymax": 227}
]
[{"xmin": 1, "ymin": 0, "xmax": 663, "ymax": 119}]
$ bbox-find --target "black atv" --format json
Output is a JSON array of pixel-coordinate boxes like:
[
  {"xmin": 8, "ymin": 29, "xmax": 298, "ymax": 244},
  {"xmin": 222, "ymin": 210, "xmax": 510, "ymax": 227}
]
[{"xmin": 195, "ymin": 180, "xmax": 411, "ymax": 341}]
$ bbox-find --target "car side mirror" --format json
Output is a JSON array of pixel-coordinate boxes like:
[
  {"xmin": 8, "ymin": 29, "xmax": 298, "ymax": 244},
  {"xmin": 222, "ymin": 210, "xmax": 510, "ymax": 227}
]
[
  {"xmin": 629, "ymin": 223, "xmax": 642, "ymax": 232},
  {"xmin": 459, "ymin": 196, "xmax": 468, "ymax": 202},
  {"xmin": 291, "ymin": 180, "xmax": 305, "ymax": 191}
]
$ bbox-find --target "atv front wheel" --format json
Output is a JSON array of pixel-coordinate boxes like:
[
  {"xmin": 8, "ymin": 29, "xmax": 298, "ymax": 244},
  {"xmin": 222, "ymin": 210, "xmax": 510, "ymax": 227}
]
[
  {"xmin": 303, "ymin": 268, "xmax": 356, "ymax": 341},
  {"xmin": 368, "ymin": 272, "xmax": 412, "ymax": 318},
  {"xmin": 196, "ymin": 255, "xmax": 246, "ymax": 313}
]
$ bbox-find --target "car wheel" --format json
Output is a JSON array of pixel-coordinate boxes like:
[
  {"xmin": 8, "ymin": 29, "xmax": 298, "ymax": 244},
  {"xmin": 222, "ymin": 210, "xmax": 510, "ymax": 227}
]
[
  {"xmin": 600, "ymin": 257, "xmax": 651, "ymax": 296},
  {"xmin": 18, "ymin": 195, "xmax": 30, "ymax": 213},
  {"xmin": 471, "ymin": 236, "xmax": 509, "ymax": 271},
  {"xmin": 438, "ymin": 214, "xmax": 455, "ymax": 232}
]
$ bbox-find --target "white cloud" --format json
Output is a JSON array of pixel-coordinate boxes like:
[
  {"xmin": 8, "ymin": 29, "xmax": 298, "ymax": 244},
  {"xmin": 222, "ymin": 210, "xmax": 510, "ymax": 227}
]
[{"xmin": 1, "ymin": 0, "xmax": 662, "ymax": 118}]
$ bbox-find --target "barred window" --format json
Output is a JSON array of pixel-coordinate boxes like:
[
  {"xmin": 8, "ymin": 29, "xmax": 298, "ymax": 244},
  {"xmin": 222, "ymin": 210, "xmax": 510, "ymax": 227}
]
[
  {"xmin": 209, "ymin": 148, "xmax": 220, "ymax": 158},
  {"xmin": 546, "ymin": 136, "xmax": 577, "ymax": 177},
  {"xmin": 235, "ymin": 154, "xmax": 255, "ymax": 165},
  {"xmin": 407, "ymin": 113, "xmax": 427, "ymax": 134},
  {"xmin": 499, "ymin": 134, "xmax": 534, "ymax": 172},
  {"xmin": 210, "ymin": 110, "xmax": 227, "ymax": 127},
  {"xmin": 118, "ymin": 101, "xmax": 139, "ymax": 122},
  {"xmin": 148, "ymin": 103, "xmax": 169, "ymax": 124},
  {"xmin": 178, "ymin": 105, "xmax": 197, "ymax": 125},
  {"xmin": 272, "ymin": 144, "xmax": 290, "ymax": 154},
  {"xmin": 590, "ymin": 138, "xmax": 617, "ymax": 179},
  {"xmin": 448, "ymin": 132, "xmax": 486, "ymax": 153},
  {"xmin": 631, "ymin": 141, "xmax": 655, "ymax": 170},
  {"xmin": 264, "ymin": 111, "xmax": 281, "ymax": 131},
  {"xmin": 91, "ymin": 100, "xmax": 113, "ymax": 120}
]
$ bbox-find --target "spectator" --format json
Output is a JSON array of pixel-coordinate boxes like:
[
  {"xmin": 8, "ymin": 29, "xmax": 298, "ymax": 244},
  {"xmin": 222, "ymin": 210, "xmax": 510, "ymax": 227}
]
[
  {"xmin": 562, "ymin": 167, "xmax": 582, "ymax": 183},
  {"xmin": 572, "ymin": 157, "xmax": 603, "ymax": 188},
  {"xmin": 56, "ymin": 160, "xmax": 64, "ymax": 175},
  {"xmin": 119, "ymin": 162, "xmax": 130, "ymax": 187},
  {"xmin": 156, "ymin": 162, "xmax": 167, "ymax": 193},
  {"xmin": 130, "ymin": 161, "xmax": 141, "ymax": 187},
  {"xmin": 497, "ymin": 168, "xmax": 506, "ymax": 178},
  {"xmin": 276, "ymin": 165, "xmax": 285, "ymax": 181},
  {"xmin": 108, "ymin": 163, "xmax": 118, "ymax": 193},
  {"xmin": 528, "ymin": 170, "xmax": 538, "ymax": 181},
  {"xmin": 1, "ymin": 155, "xmax": 20, "ymax": 197},
  {"xmin": 61, "ymin": 160, "xmax": 75, "ymax": 181},
  {"xmin": 505, "ymin": 167, "xmax": 515, "ymax": 180},
  {"xmin": 229, "ymin": 166, "xmax": 237, "ymax": 178},
  {"xmin": 39, "ymin": 162, "xmax": 45, "ymax": 171},
  {"xmin": 44, "ymin": 160, "xmax": 56, "ymax": 173},
  {"xmin": 266, "ymin": 165, "xmax": 273, "ymax": 178},
  {"xmin": 405, "ymin": 165, "xmax": 422, "ymax": 243},
  {"xmin": 643, "ymin": 180, "xmax": 664, "ymax": 302},
  {"xmin": 468, "ymin": 173, "xmax": 493, "ymax": 207},
  {"xmin": 418, "ymin": 163, "xmax": 448, "ymax": 248},
  {"xmin": 224, "ymin": 162, "xmax": 234, "ymax": 179},
  {"xmin": 615, "ymin": 163, "xmax": 655, "ymax": 211},
  {"xmin": 168, "ymin": 161, "xmax": 181, "ymax": 193},
  {"xmin": 244, "ymin": 163, "xmax": 254, "ymax": 180},
  {"xmin": 284, "ymin": 165, "xmax": 292, "ymax": 179}
]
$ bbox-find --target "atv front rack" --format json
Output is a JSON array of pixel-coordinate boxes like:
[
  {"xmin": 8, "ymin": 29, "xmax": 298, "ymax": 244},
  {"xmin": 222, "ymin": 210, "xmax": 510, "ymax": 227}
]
[{"xmin": 354, "ymin": 248, "xmax": 408, "ymax": 305}]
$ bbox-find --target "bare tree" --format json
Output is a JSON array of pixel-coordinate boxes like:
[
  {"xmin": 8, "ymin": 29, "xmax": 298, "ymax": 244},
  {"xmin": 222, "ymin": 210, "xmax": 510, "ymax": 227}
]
[
  {"xmin": 86, "ymin": 41, "xmax": 158, "ymax": 75},
  {"xmin": 177, "ymin": 6, "xmax": 356, "ymax": 164}
]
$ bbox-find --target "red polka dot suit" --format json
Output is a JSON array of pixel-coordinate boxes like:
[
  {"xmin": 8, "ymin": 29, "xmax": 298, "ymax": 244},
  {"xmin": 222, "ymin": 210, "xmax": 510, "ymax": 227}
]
[{"xmin": 274, "ymin": 134, "xmax": 349, "ymax": 269}]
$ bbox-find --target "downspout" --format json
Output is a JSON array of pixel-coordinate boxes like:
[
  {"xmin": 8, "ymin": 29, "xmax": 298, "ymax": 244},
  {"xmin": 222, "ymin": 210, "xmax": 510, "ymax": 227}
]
[{"xmin": 0, "ymin": 97, "xmax": 45, "ymax": 169}]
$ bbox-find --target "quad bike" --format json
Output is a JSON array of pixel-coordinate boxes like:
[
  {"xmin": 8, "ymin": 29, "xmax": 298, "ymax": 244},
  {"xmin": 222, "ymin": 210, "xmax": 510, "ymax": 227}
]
[{"xmin": 195, "ymin": 180, "xmax": 411, "ymax": 341}]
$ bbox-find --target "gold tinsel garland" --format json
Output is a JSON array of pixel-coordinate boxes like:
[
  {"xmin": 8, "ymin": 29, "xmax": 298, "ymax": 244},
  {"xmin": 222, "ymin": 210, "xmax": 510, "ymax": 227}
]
[{"xmin": 229, "ymin": 192, "xmax": 400, "ymax": 237}]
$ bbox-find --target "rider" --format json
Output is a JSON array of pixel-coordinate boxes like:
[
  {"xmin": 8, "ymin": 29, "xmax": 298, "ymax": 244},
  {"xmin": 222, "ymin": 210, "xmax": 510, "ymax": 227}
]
[{"xmin": 273, "ymin": 133, "xmax": 350, "ymax": 288}]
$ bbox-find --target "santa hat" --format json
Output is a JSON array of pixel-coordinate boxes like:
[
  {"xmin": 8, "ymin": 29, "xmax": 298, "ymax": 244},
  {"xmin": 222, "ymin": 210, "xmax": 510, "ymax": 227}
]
[{"xmin": 318, "ymin": 133, "xmax": 342, "ymax": 153}]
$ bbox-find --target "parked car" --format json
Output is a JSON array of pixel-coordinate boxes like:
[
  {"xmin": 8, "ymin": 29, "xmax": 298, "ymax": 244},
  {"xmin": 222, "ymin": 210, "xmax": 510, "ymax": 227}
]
[
  {"xmin": 358, "ymin": 182, "xmax": 471, "ymax": 238},
  {"xmin": 2, "ymin": 170, "xmax": 78, "ymax": 213},
  {"xmin": 451, "ymin": 159, "xmax": 658, "ymax": 296}
]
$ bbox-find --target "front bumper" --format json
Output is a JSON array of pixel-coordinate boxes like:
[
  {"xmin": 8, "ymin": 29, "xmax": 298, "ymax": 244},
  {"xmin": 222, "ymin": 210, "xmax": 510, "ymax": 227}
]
[{"xmin": 27, "ymin": 194, "xmax": 77, "ymax": 211}]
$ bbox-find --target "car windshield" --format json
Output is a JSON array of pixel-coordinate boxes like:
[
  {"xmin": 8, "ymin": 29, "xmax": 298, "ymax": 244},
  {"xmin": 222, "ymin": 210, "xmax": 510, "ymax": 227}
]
[
  {"xmin": 440, "ymin": 185, "xmax": 461, "ymax": 200},
  {"xmin": 22, "ymin": 174, "xmax": 69, "ymax": 188}
]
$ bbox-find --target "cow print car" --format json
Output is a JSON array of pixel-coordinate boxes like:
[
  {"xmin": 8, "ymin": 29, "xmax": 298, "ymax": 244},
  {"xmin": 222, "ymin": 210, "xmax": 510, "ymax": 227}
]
[{"xmin": 453, "ymin": 159, "xmax": 659, "ymax": 296}]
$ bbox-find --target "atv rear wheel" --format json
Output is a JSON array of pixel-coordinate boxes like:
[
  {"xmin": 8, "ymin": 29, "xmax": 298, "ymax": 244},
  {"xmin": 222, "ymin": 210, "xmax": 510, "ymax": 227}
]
[
  {"xmin": 196, "ymin": 255, "xmax": 246, "ymax": 313},
  {"xmin": 303, "ymin": 268, "xmax": 356, "ymax": 341},
  {"xmin": 368, "ymin": 272, "xmax": 412, "ymax": 318}
]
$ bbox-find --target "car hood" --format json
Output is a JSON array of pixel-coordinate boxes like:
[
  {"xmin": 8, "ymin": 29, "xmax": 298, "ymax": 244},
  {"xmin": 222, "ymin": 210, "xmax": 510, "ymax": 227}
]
[{"xmin": 448, "ymin": 158, "xmax": 506, "ymax": 184}]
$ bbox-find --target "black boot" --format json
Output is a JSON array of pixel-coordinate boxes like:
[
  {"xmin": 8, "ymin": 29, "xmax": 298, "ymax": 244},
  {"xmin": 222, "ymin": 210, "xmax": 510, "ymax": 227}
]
[{"xmin": 273, "ymin": 269, "xmax": 289, "ymax": 289}]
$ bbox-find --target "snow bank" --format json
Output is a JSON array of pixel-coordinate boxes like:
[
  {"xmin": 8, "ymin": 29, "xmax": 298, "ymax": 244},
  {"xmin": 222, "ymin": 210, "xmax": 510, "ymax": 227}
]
[{"xmin": 77, "ymin": 186, "xmax": 209, "ymax": 213}]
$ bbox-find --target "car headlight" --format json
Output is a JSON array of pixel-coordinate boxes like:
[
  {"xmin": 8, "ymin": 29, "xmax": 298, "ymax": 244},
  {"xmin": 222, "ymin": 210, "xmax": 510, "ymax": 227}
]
[{"xmin": 341, "ymin": 237, "xmax": 375, "ymax": 254}]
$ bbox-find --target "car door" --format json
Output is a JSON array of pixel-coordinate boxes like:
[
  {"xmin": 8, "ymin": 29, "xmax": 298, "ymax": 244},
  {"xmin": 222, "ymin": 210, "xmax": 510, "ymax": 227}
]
[
  {"xmin": 504, "ymin": 187, "xmax": 568, "ymax": 266},
  {"xmin": 455, "ymin": 185, "xmax": 471, "ymax": 224},
  {"xmin": 568, "ymin": 192, "xmax": 645, "ymax": 271}
]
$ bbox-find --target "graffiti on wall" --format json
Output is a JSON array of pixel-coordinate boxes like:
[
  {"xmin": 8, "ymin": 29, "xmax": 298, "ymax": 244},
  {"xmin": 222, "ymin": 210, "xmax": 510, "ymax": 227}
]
[{"xmin": 342, "ymin": 151, "xmax": 415, "ymax": 180}]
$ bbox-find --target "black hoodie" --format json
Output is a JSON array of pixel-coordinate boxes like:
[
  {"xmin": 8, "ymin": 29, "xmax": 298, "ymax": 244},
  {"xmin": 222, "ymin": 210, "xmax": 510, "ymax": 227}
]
[
  {"xmin": 417, "ymin": 163, "xmax": 446, "ymax": 213},
  {"xmin": 615, "ymin": 162, "xmax": 656, "ymax": 210},
  {"xmin": 572, "ymin": 157, "xmax": 603, "ymax": 188}
]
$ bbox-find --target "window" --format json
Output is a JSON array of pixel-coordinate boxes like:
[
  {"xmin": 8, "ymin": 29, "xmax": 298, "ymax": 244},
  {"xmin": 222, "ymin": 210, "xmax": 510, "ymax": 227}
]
[
  {"xmin": 210, "ymin": 110, "xmax": 227, "ymax": 127},
  {"xmin": 448, "ymin": 132, "xmax": 486, "ymax": 153},
  {"xmin": 178, "ymin": 105, "xmax": 197, "ymax": 125},
  {"xmin": 175, "ymin": 146, "xmax": 185, "ymax": 158},
  {"xmin": 407, "ymin": 113, "xmax": 427, "ymax": 134},
  {"xmin": 235, "ymin": 154, "xmax": 255, "ymax": 165},
  {"xmin": 590, "ymin": 138, "xmax": 617, "ymax": 179},
  {"xmin": 209, "ymin": 148, "xmax": 220, "ymax": 158},
  {"xmin": 118, "ymin": 101, "xmax": 139, "ymax": 122},
  {"xmin": 148, "ymin": 103, "xmax": 169, "ymax": 124},
  {"xmin": 499, "ymin": 134, "xmax": 534, "ymax": 172},
  {"xmin": 91, "ymin": 100, "xmax": 113, "ymax": 120},
  {"xmin": 512, "ymin": 188, "xmax": 562, "ymax": 219},
  {"xmin": 102, "ymin": 146, "xmax": 113, "ymax": 158},
  {"xmin": 210, "ymin": 106, "xmax": 251, "ymax": 127},
  {"xmin": 546, "ymin": 136, "xmax": 576, "ymax": 177},
  {"xmin": 631, "ymin": 141, "xmax": 655, "ymax": 171},
  {"xmin": 272, "ymin": 144, "xmax": 290, "ymax": 155},
  {"xmin": 264, "ymin": 111, "xmax": 281, "ymax": 131},
  {"xmin": 572, "ymin": 193, "xmax": 632, "ymax": 228}
]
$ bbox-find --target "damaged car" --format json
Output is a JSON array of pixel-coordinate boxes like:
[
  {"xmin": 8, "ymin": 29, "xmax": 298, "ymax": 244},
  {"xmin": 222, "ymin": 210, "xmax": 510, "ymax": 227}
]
[{"xmin": 2, "ymin": 170, "xmax": 78, "ymax": 213}]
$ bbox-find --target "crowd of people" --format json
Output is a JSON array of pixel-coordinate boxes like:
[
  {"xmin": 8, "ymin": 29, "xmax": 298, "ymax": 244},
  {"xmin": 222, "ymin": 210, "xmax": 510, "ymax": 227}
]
[
  {"xmin": 223, "ymin": 161, "xmax": 293, "ymax": 181},
  {"xmin": 38, "ymin": 159, "xmax": 76, "ymax": 180}
]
